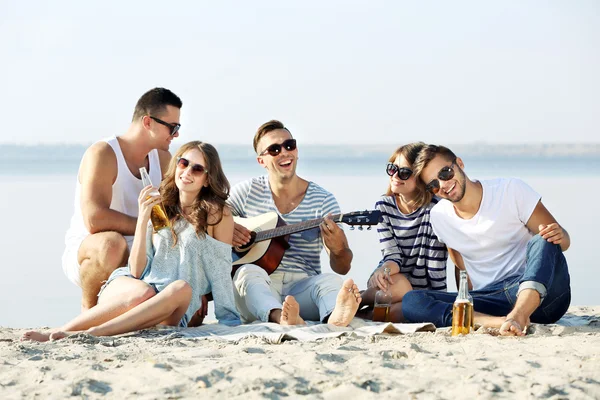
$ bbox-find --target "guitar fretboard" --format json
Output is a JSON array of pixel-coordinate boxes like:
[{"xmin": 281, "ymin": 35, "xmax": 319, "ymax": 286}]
[{"xmin": 254, "ymin": 214, "xmax": 342, "ymax": 242}]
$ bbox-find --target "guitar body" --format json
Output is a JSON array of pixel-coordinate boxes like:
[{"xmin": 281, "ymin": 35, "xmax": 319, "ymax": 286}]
[
  {"xmin": 232, "ymin": 212, "xmax": 290, "ymax": 275},
  {"xmin": 231, "ymin": 209, "xmax": 382, "ymax": 277}
]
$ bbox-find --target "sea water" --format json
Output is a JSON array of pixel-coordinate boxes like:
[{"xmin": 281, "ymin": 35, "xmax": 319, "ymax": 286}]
[{"xmin": 1, "ymin": 146, "xmax": 598, "ymax": 327}]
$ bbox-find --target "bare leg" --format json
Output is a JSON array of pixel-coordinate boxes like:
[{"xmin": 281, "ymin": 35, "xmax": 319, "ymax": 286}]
[
  {"xmin": 328, "ymin": 279, "xmax": 362, "ymax": 327},
  {"xmin": 21, "ymin": 277, "xmax": 156, "ymax": 342},
  {"xmin": 78, "ymin": 232, "xmax": 128, "ymax": 310},
  {"xmin": 74, "ymin": 280, "xmax": 192, "ymax": 338}
]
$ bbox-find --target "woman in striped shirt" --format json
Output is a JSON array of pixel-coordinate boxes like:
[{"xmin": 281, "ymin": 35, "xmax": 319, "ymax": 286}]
[{"xmin": 361, "ymin": 142, "xmax": 448, "ymax": 322}]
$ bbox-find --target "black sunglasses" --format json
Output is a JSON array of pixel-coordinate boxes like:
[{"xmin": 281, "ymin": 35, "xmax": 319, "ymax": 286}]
[
  {"xmin": 425, "ymin": 159, "xmax": 457, "ymax": 194},
  {"xmin": 385, "ymin": 163, "xmax": 413, "ymax": 180},
  {"xmin": 176, "ymin": 157, "xmax": 207, "ymax": 175},
  {"xmin": 259, "ymin": 139, "xmax": 297, "ymax": 157},
  {"xmin": 150, "ymin": 116, "xmax": 181, "ymax": 136}
]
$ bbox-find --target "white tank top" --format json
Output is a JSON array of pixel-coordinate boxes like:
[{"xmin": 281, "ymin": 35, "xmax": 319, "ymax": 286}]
[{"xmin": 64, "ymin": 136, "xmax": 162, "ymax": 249}]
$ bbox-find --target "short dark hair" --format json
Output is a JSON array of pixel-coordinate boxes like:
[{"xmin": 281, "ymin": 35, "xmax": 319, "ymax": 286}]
[
  {"xmin": 132, "ymin": 88, "xmax": 182, "ymax": 121},
  {"xmin": 413, "ymin": 144, "xmax": 457, "ymax": 178},
  {"xmin": 253, "ymin": 120, "xmax": 291, "ymax": 153}
]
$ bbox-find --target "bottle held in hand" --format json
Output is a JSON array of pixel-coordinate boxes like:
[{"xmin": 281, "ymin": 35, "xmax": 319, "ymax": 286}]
[
  {"xmin": 451, "ymin": 270, "xmax": 474, "ymax": 336},
  {"xmin": 139, "ymin": 167, "xmax": 170, "ymax": 232},
  {"xmin": 373, "ymin": 267, "xmax": 392, "ymax": 322}
]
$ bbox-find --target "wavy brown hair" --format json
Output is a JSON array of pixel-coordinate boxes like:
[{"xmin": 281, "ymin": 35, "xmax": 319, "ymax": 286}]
[
  {"xmin": 159, "ymin": 141, "xmax": 230, "ymax": 244},
  {"xmin": 385, "ymin": 142, "xmax": 432, "ymax": 209}
]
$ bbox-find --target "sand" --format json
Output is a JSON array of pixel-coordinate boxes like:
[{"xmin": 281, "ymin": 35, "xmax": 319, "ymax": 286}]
[{"xmin": 1, "ymin": 306, "xmax": 599, "ymax": 399}]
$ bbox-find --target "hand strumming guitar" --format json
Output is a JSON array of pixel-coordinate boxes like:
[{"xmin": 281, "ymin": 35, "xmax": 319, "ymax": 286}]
[
  {"xmin": 233, "ymin": 222, "xmax": 252, "ymax": 247},
  {"xmin": 320, "ymin": 214, "xmax": 353, "ymax": 275}
]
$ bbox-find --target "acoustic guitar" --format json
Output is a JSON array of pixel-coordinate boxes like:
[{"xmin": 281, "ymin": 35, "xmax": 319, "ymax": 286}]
[{"xmin": 231, "ymin": 210, "xmax": 382, "ymax": 275}]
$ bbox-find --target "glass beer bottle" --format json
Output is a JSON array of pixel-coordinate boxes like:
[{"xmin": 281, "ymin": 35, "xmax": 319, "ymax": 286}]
[
  {"xmin": 373, "ymin": 267, "xmax": 392, "ymax": 322},
  {"xmin": 451, "ymin": 270, "xmax": 474, "ymax": 336},
  {"xmin": 139, "ymin": 167, "xmax": 170, "ymax": 232}
]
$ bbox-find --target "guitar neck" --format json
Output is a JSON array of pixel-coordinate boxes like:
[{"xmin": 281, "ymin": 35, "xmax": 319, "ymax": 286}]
[{"xmin": 255, "ymin": 214, "xmax": 342, "ymax": 242}]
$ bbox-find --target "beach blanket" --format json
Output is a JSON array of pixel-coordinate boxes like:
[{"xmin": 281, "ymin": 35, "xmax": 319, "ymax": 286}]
[{"xmin": 170, "ymin": 318, "xmax": 435, "ymax": 344}]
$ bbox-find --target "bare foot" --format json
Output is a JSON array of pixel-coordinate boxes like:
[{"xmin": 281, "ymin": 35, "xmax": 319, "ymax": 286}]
[
  {"xmin": 328, "ymin": 279, "xmax": 362, "ymax": 327},
  {"xmin": 499, "ymin": 313, "xmax": 530, "ymax": 336},
  {"xmin": 21, "ymin": 331, "xmax": 51, "ymax": 342},
  {"xmin": 49, "ymin": 331, "xmax": 71, "ymax": 341},
  {"xmin": 280, "ymin": 296, "xmax": 305, "ymax": 326}
]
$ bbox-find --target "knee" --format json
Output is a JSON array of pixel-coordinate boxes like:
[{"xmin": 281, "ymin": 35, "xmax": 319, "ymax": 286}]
[
  {"xmin": 164, "ymin": 280, "xmax": 192, "ymax": 301},
  {"xmin": 233, "ymin": 264, "xmax": 269, "ymax": 289},
  {"xmin": 126, "ymin": 285, "xmax": 157, "ymax": 308},
  {"xmin": 528, "ymin": 234, "xmax": 559, "ymax": 253},
  {"xmin": 97, "ymin": 233, "xmax": 128, "ymax": 266}
]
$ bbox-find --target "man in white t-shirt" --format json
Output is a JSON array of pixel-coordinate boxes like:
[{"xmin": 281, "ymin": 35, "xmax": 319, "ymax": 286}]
[
  {"xmin": 402, "ymin": 144, "xmax": 571, "ymax": 336},
  {"xmin": 228, "ymin": 120, "xmax": 362, "ymax": 327},
  {"xmin": 62, "ymin": 88, "xmax": 180, "ymax": 311}
]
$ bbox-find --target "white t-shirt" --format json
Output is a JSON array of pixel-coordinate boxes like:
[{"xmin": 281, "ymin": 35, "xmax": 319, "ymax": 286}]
[{"xmin": 430, "ymin": 178, "xmax": 541, "ymax": 290}]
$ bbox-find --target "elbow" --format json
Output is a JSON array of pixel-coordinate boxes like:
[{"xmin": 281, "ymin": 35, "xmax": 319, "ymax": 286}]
[{"xmin": 84, "ymin": 210, "xmax": 105, "ymax": 234}]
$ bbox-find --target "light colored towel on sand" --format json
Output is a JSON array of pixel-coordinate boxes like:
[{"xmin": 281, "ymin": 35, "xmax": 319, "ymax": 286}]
[{"xmin": 170, "ymin": 318, "xmax": 435, "ymax": 344}]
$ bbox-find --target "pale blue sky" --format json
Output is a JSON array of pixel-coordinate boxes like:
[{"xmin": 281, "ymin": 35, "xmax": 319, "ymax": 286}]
[{"xmin": 1, "ymin": 1, "xmax": 598, "ymax": 145}]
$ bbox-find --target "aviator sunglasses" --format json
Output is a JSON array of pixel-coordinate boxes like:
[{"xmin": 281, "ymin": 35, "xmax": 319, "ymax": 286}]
[
  {"xmin": 150, "ymin": 116, "xmax": 181, "ymax": 136},
  {"xmin": 385, "ymin": 163, "xmax": 413, "ymax": 180},
  {"xmin": 259, "ymin": 139, "xmax": 297, "ymax": 157},
  {"xmin": 425, "ymin": 159, "xmax": 457, "ymax": 194},
  {"xmin": 176, "ymin": 157, "xmax": 207, "ymax": 175}
]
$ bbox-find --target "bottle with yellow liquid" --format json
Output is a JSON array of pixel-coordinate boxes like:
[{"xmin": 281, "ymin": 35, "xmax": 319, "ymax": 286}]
[
  {"xmin": 451, "ymin": 270, "xmax": 474, "ymax": 336},
  {"xmin": 373, "ymin": 266, "xmax": 392, "ymax": 322},
  {"xmin": 139, "ymin": 167, "xmax": 170, "ymax": 232}
]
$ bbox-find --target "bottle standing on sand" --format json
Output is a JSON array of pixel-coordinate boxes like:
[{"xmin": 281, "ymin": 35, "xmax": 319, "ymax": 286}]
[
  {"xmin": 451, "ymin": 270, "xmax": 474, "ymax": 336},
  {"xmin": 373, "ymin": 267, "xmax": 393, "ymax": 322},
  {"xmin": 139, "ymin": 167, "xmax": 171, "ymax": 232}
]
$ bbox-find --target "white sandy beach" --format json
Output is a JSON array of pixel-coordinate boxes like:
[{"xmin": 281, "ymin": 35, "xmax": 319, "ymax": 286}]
[{"xmin": 1, "ymin": 306, "xmax": 599, "ymax": 399}]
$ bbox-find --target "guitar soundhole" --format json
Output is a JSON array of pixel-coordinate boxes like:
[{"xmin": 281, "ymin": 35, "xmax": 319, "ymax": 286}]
[{"xmin": 237, "ymin": 231, "xmax": 257, "ymax": 251}]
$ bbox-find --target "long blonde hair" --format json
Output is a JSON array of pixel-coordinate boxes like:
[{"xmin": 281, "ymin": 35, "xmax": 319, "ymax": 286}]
[
  {"xmin": 159, "ymin": 141, "xmax": 230, "ymax": 244},
  {"xmin": 385, "ymin": 142, "xmax": 432, "ymax": 209}
]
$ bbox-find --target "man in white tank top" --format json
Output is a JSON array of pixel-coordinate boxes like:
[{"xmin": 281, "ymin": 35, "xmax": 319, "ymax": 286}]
[
  {"xmin": 402, "ymin": 144, "xmax": 571, "ymax": 336},
  {"xmin": 62, "ymin": 88, "xmax": 182, "ymax": 311}
]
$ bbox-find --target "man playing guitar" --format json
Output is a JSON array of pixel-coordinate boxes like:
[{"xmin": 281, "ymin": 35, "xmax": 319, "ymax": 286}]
[{"xmin": 228, "ymin": 120, "xmax": 362, "ymax": 326}]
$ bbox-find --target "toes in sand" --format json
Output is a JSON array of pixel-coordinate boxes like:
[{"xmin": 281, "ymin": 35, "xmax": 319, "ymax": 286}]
[{"xmin": 328, "ymin": 279, "xmax": 362, "ymax": 327}]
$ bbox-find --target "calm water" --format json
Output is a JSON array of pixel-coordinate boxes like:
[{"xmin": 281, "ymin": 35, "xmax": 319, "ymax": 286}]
[{"xmin": 1, "ymin": 148, "xmax": 598, "ymax": 328}]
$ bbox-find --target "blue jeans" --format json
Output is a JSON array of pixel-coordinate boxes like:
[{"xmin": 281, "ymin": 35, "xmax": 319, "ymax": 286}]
[{"xmin": 402, "ymin": 235, "xmax": 571, "ymax": 327}]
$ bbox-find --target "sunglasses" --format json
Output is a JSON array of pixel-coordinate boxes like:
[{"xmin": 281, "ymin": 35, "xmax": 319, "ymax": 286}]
[
  {"xmin": 176, "ymin": 157, "xmax": 207, "ymax": 175},
  {"xmin": 425, "ymin": 159, "xmax": 457, "ymax": 194},
  {"xmin": 259, "ymin": 139, "xmax": 297, "ymax": 157},
  {"xmin": 150, "ymin": 116, "xmax": 181, "ymax": 136},
  {"xmin": 385, "ymin": 163, "xmax": 413, "ymax": 180}
]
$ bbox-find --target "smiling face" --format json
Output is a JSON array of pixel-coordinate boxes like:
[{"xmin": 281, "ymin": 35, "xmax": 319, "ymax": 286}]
[
  {"xmin": 144, "ymin": 105, "xmax": 181, "ymax": 152},
  {"xmin": 388, "ymin": 154, "xmax": 419, "ymax": 196},
  {"xmin": 175, "ymin": 148, "xmax": 209, "ymax": 196},
  {"xmin": 256, "ymin": 129, "xmax": 298, "ymax": 180},
  {"xmin": 420, "ymin": 155, "xmax": 467, "ymax": 203}
]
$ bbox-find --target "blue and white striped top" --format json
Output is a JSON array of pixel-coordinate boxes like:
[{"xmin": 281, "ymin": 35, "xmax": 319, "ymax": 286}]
[
  {"xmin": 375, "ymin": 195, "xmax": 448, "ymax": 290},
  {"xmin": 228, "ymin": 176, "xmax": 340, "ymax": 276}
]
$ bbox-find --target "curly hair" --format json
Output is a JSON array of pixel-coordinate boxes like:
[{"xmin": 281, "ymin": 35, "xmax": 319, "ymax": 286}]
[
  {"xmin": 385, "ymin": 142, "xmax": 432, "ymax": 209},
  {"xmin": 159, "ymin": 141, "xmax": 230, "ymax": 244}
]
